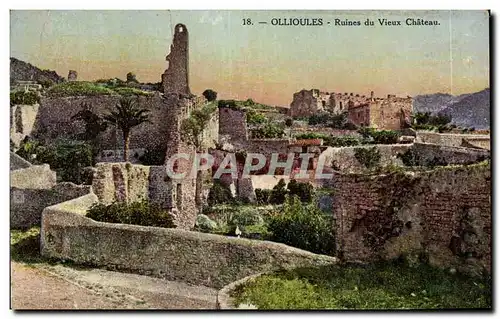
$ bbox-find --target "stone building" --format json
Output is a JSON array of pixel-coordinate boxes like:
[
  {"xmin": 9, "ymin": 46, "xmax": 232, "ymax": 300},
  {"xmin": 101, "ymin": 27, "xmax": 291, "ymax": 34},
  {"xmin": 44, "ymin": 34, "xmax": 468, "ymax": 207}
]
[{"xmin": 289, "ymin": 89, "xmax": 413, "ymax": 130}]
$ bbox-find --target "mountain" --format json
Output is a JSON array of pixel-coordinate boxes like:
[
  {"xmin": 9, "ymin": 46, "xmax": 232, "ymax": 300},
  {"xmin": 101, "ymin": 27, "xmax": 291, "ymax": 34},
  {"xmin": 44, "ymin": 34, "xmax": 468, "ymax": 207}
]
[
  {"xmin": 438, "ymin": 88, "xmax": 490, "ymax": 130},
  {"xmin": 413, "ymin": 93, "xmax": 465, "ymax": 114},
  {"xmin": 10, "ymin": 57, "xmax": 64, "ymax": 84}
]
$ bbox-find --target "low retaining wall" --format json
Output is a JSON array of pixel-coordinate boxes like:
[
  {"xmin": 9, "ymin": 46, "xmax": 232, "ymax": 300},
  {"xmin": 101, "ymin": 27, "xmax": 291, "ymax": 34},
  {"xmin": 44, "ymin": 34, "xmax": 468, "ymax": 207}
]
[
  {"xmin": 412, "ymin": 142, "xmax": 490, "ymax": 166},
  {"xmin": 321, "ymin": 144, "xmax": 412, "ymax": 173},
  {"xmin": 416, "ymin": 132, "xmax": 490, "ymax": 150},
  {"xmin": 41, "ymin": 199, "xmax": 338, "ymax": 289}
]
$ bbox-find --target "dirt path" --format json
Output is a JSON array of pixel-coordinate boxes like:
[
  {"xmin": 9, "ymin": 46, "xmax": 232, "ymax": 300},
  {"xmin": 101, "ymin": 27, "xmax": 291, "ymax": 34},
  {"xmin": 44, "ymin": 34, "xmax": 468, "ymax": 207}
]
[{"xmin": 11, "ymin": 262, "xmax": 218, "ymax": 310}]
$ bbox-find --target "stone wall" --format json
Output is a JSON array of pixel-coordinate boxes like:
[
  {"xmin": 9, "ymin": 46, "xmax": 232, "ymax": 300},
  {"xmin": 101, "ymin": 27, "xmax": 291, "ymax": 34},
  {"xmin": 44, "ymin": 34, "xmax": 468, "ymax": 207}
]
[
  {"xmin": 333, "ymin": 162, "xmax": 491, "ymax": 275},
  {"xmin": 11, "ymin": 164, "xmax": 57, "ymax": 189},
  {"xmin": 416, "ymin": 131, "xmax": 491, "ymax": 150},
  {"xmin": 11, "ymin": 182, "xmax": 90, "ymax": 229},
  {"xmin": 218, "ymin": 107, "xmax": 248, "ymax": 147},
  {"xmin": 411, "ymin": 142, "xmax": 490, "ymax": 166},
  {"xmin": 321, "ymin": 144, "xmax": 412, "ymax": 173},
  {"xmin": 10, "ymin": 152, "xmax": 32, "ymax": 170},
  {"xmin": 33, "ymin": 94, "xmax": 177, "ymax": 151},
  {"xmin": 41, "ymin": 204, "xmax": 337, "ymax": 289}
]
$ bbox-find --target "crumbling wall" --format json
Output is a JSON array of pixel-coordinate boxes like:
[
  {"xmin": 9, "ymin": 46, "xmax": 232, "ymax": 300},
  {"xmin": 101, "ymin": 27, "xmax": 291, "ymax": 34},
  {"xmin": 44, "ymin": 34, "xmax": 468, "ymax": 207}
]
[
  {"xmin": 91, "ymin": 163, "xmax": 200, "ymax": 228},
  {"xmin": 323, "ymin": 144, "xmax": 411, "ymax": 173},
  {"xmin": 162, "ymin": 24, "xmax": 190, "ymax": 95},
  {"xmin": 369, "ymin": 96, "xmax": 413, "ymax": 130},
  {"xmin": 33, "ymin": 93, "xmax": 175, "ymax": 151},
  {"xmin": 333, "ymin": 162, "xmax": 491, "ymax": 274},
  {"xmin": 218, "ymin": 107, "xmax": 248, "ymax": 147},
  {"xmin": 290, "ymin": 89, "xmax": 323, "ymax": 117}
]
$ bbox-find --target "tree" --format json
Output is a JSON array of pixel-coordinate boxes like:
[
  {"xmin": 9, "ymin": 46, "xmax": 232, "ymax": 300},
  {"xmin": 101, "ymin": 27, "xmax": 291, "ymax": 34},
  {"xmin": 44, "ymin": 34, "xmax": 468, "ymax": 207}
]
[
  {"xmin": 126, "ymin": 72, "xmax": 139, "ymax": 83},
  {"xmin": 104, "ymin": 97, "xmax": 150, "ymax": 162},
  {"xmin": 181, "ymin": 103, "xmax": 217, "ymax": 206},
  {"xmin": 202, "ymin": 89, "xmax": 217, "ymax": 102},
  {"xmin": 71, "ymin": 102, "xmax": 108, "ymax": 151}
]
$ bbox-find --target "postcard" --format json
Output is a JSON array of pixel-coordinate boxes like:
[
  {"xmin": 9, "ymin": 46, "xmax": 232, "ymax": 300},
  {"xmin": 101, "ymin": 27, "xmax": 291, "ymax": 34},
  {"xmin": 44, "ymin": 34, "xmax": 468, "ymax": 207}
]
[{"xmin": 10, "ymin": 10, "xmax": 491, "ymax": 310}]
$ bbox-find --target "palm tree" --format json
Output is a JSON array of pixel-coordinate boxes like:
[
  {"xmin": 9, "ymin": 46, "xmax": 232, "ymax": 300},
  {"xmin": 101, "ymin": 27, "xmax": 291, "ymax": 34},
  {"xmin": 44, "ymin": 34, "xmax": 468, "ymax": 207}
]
[{"xmin": 104, "ymin": 97, "xmax": 150, "ymax": 162}]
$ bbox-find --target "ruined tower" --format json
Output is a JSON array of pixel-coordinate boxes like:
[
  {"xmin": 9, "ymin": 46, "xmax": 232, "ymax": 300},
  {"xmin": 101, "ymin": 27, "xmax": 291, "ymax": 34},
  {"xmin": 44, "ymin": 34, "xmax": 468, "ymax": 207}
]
[{"xmin": 162, "ymin": 24, "xmax": 191, "ymax": 95}]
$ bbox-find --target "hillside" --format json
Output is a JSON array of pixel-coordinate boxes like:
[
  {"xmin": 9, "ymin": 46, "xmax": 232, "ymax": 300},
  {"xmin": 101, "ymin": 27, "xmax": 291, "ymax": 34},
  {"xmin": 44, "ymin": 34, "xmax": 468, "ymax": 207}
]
[
  {"xmin": 413, "ymin": 93, "xmax": 464, "ymax": 114},
  {"xmin": 10, "ymin": 57, "xmax": 64, "ymax": 84},
  {"xmin": 438, "ymin": 88, "xmax": 490, "ymax": 129}
]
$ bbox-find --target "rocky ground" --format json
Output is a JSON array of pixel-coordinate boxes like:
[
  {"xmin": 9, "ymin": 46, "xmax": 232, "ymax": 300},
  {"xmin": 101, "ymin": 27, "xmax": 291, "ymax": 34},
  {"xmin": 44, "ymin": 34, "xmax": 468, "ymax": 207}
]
[{"xmin": 10, "ymin": 261, "xmax": 218, "ymax": 310}]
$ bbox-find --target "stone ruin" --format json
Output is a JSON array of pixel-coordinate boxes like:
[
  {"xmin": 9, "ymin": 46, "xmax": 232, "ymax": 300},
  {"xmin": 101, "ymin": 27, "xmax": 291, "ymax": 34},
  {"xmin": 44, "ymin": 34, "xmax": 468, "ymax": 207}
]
[{"xmin": 162, "ymin": 23, "xmax": 191, "ymax": 95}]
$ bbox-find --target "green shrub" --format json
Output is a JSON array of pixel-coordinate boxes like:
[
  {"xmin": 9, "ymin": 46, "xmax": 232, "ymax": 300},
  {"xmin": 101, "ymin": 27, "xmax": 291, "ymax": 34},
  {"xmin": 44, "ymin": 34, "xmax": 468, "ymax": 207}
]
[
  {"xmin": 354, "ymin": 147, "xmax": 381, "ymax": 169},
  {"xmin": 112, "ymin": 86, "xmax": 152, "ymax": 96},
  {"xmin": 268, "ymin": 195, "xmax": 335, "ymax": 255},
  {"xmin": 16, "ymin": 139, "xmax": 94, "ymax": 184},
  {"xmin": 246, "ymin": 109, "xmax": 268, "ymax": 125},
  {"xmin": 202, "ymin": 89, "xmax": 218, "ymax": 102},
  {"xmin": 251, "ymin": 123, "xmax": 285, "ymax": 139},
  {"xmin": 10, "ymin": 91, "xmax": 40, "ymax": 105},
  {"xmin": 46, "ymin": 81, "xmax": 116, "ymax": 97},
  {"xmin": 139, "ymin": 148, "xmax": 167, "ymax": 166},
  {"xmin": 287, "ymin": 179, "xmax": 314, "ymax": 203},
  {"xmin": 218, "ymin": 99, "xmax": 238, "ymax": 109},
  {"xmin": 87, "ymin": 200, "xmax": 175, "ymax": 228},
  {"xmin": 207, "ymin": 180, "xmax": 234, "ymax": 206},
  {"xmin": 327, "ymin": 136, "xmax": 361, "ymax": 147},
  {"xmin": 308, "ymin": 113, "xmax": 331, "ymax": 125},
  {"xmin": 255, "ymin": 188, "xmax": 273, "ymax": 204},
  {"xmin": 285, "ymin": 118, "xmax": 294, "ymax": 127},
  {"xmin": 357, "ymin": 128, "xmax": 400, "ymax": 144},
  {"xmin": 397, "ymin": 148, "xmax": 421, "ymax": 167},
  {"xmin": 294, "ymin": 132, "xmax": 327, "ymax": 140},
  {"xmin": 371, "ymin": 130, "xmax": 400, "ymax": 144},
  {"xmin": 256, "ymin": 179, "xmax": 314, "ymax": 205},
  {"xmin": 269, "ymin": 179, "xmax": 288, "ymax": 204}
]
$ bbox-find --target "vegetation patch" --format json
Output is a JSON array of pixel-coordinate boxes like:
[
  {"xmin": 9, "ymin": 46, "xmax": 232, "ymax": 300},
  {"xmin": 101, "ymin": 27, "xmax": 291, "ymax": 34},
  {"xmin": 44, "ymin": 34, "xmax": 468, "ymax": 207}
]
[
  {"xmin": 10, "ymin": 91, "xmax": 40, "ymax": 105},
  {"xmin": 11, "ymin": 227, "xmax": 43, "ymax": 264},
  {"xmin": 87, "ymin": 200, "xmax": 176, "ymax": 229},
  {"xmin": 16, "ymin": 138, "xmax": 94, "ymax": 184},
  {"xmin": 111, "ymin": 86, "xmax": 153, "ymax": 96},
  {"xmin": 231, "ymin": 261, "xmax": 491, "ymax": 309},
  {"xmin": 268, "ymin": 195, "xmax": 335, "ymax": 255},
  {"xmin": 250, "ymin": 122, "xmax": 285, "ymax": 139},
  {"xmin": 354, "ymin": 146, "xmax": 381, "ymax": 169},
  {"xmin": 46, "ymin": 81, "xmax": 117, "ymax": 97}
]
